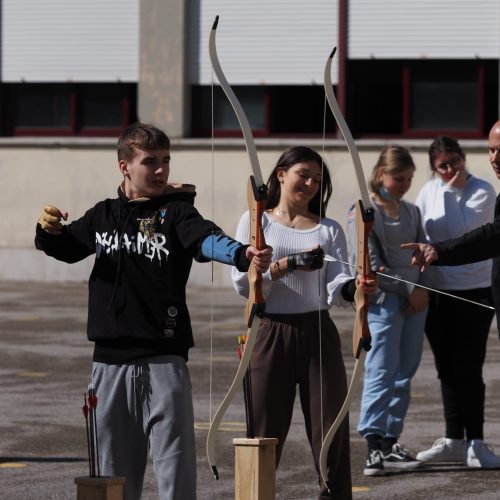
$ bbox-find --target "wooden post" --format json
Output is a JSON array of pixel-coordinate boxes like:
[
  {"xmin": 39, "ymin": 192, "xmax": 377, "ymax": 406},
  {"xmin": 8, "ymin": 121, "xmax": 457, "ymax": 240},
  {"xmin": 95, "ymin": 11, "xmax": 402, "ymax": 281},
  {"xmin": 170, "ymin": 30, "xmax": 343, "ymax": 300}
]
[
  {"xmin": 74, "ymin": 476, "xmax": 125, "ymax": 500},
  {"xmin": 233, "ymin": 437, "xmax": 278, "ymax": 500}
]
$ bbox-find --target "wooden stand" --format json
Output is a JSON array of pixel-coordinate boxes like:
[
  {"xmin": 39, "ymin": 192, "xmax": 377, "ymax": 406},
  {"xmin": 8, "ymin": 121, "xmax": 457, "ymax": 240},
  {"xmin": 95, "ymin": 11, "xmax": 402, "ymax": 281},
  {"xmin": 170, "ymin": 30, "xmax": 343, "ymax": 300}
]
[
  {"xmin": 233, "ymin": 437, "xmax": 278, "ymax": 500},
  {"xmin": 74, "ymin": 476, "xmax": 125, "ymax": 500}
]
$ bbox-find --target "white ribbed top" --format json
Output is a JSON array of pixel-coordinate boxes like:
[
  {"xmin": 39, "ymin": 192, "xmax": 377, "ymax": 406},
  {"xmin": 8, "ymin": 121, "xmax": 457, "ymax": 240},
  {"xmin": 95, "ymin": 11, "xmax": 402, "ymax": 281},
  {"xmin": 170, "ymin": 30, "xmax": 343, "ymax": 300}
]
[{"xmin": 231, "ymin": 211, "xmax": 353, "ymax": 314}]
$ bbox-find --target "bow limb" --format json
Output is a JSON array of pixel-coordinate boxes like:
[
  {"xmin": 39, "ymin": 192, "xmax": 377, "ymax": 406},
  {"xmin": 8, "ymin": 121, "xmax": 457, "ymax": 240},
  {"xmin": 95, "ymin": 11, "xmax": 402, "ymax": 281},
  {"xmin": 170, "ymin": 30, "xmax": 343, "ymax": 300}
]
[
  {"xmin": 206, "ymin": 316, "xmax": 261, "ymax": 479},
  {"xmin": 318, "ymin": 349, "xmax": 367, "ymax": 484},
  {"xmin": 319, "ymin": 48, "xmax": 374, "ymax": 493},
  {"xmin": 206, "ymin": 15, "xmax": 268, "ymax": 480},
  {"xmin": 323, "ymin": 48, "xmax": 371, "ymax": 210},
  {"xmin": 208, "ymin": 16, "xmax": 265, "ymax": 190}
]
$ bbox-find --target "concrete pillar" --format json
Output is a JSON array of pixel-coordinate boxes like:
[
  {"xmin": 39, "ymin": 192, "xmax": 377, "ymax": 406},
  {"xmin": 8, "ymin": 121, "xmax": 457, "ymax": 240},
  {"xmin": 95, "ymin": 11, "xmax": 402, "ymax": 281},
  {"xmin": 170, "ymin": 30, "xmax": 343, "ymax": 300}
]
[{"xmin": 139, "ymin": 0, "xmax": 188, "ymax": 137}]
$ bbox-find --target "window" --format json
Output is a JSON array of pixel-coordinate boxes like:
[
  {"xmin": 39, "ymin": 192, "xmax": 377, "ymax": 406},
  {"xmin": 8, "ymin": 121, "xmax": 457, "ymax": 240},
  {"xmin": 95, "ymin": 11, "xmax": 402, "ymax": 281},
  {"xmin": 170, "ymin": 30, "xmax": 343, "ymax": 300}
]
[
  {"xmin": 79, "ymin": 84, "xmax": 132, "ymax": 129},
  {"xmin": 346, "ymin": 60, "xmax": 403, "ymax": 137},
  {"xmin": 191, "ymin": 86, "xmax": 266, "ymax": 137},
  {"xmin": 2, "ymin": 83, "xmax": 137, "ymax": 136},
  {"xmin": 12, "ymin": 84, "xmax": 72, "ymax": 129},
  {"xmin": 347, "ymin": 59, "xmax": 497, "ymax": 139},
  {"xmin": 268, "ymin": 86, "xmax": 336, "ymax": 136},
  {"xmin": 190, "ymin": 85, "xmax": 336, "ymax": 137},
  {"xmin": 404, "ymin": 61, "xmax": 483, "ymax": 137}
]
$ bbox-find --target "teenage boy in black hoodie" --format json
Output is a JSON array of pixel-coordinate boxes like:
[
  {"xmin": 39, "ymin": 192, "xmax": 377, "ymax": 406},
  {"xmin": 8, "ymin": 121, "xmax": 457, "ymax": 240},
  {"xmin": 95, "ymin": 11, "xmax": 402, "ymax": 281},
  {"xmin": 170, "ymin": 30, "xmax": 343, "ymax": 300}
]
[{"xmin": 35, "ymin": 122, "xmax": 272, "ymax": 500}]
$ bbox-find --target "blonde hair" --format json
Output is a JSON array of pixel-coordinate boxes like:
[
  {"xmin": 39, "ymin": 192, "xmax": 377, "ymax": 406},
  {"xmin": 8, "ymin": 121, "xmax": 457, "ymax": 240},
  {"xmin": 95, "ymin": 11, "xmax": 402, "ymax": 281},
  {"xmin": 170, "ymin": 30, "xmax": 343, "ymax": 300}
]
[{"xmin": 369, "ymin": 145, "xmax": 415, "ymax": 194}]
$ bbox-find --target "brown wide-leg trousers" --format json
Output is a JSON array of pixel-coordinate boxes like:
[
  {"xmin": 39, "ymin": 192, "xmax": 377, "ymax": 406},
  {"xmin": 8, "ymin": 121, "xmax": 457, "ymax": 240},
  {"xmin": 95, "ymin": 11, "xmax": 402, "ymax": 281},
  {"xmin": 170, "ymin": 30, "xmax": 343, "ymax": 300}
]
[{"xmin": 248, "ymin": 310, "xmax": 352, "ymax": 500}]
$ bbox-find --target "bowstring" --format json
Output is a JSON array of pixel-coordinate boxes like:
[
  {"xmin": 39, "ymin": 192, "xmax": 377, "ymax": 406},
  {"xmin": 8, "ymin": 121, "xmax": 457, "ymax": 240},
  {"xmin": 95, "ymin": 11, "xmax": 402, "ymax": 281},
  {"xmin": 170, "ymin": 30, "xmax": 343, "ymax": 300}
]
[
  {"xmin": 209, "ymin": 66, "xmax": 215, "ymax": 426},
  {"xmin": 318, "ymin": 92, "xmax": 328, "ymax": 445},
  {"xmin": 325, "ymin": 254, "xmax": 495, "ymax": 311}
]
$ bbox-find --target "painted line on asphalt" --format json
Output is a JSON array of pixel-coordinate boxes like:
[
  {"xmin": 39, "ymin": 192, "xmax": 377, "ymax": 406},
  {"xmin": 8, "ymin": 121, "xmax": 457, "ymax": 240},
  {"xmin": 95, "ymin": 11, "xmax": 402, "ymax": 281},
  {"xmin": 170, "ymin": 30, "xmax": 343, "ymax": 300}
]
[{"xmin": 195, "ymin": 421, "xmax": 246, "ymax": 431}]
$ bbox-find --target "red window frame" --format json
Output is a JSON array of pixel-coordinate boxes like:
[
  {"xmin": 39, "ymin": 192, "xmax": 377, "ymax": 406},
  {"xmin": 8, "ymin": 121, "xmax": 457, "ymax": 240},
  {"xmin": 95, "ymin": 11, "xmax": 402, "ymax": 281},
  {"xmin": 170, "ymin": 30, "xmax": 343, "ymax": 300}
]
[
  {"xmin": 402, "ymin": 63, "xmax": 485, "ymax": 139},
  {"xmin": 7, "ymin": 83, "xmax": 135, "ymax": 137}
]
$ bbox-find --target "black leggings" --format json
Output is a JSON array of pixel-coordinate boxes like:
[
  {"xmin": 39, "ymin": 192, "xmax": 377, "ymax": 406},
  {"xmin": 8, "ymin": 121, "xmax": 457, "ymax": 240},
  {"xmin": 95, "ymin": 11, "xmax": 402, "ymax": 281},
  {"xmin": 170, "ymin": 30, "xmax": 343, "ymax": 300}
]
[{"xmin": 425, "ymin": 287, "xmax": 494, "ymax": 441}]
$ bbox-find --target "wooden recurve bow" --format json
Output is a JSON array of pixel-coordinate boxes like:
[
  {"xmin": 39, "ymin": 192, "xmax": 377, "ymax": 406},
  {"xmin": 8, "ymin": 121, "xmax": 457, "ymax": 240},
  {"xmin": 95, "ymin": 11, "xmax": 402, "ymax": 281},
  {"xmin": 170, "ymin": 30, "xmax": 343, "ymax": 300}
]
[
  {"xmin": 205, "ymin": 15, "xmax": 268, "ymax": 480},
  {"xmin": 319, "ymin": 47, "xmax": 374, "ymax": 493}
]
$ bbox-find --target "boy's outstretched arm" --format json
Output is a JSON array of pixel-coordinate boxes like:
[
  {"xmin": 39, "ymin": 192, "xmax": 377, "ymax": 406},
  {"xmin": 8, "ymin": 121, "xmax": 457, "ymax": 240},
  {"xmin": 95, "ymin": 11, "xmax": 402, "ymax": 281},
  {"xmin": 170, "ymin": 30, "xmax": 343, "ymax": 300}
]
[
  {"xmin": 38, "ymin": 205, "xmax": 68, "ymax": 235},
  {"xmin": 201, "ymin": 233, "xmax": 272, "ymax": 273},
  {"xmin": 35, "ymin": 205, "xmax": 94, "ymax": 263}
]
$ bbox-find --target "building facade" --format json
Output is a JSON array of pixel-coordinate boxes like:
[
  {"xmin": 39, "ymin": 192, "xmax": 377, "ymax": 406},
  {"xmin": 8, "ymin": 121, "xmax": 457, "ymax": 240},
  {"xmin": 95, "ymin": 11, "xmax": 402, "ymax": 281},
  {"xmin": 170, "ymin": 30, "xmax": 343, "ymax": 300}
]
[
  {"xmin": 1, "ymin": 0, "xmax": 499, "ymax": 140},
  {"xmin": 2, "ymin": 0, "xmax": 499, "ymax": 284}
]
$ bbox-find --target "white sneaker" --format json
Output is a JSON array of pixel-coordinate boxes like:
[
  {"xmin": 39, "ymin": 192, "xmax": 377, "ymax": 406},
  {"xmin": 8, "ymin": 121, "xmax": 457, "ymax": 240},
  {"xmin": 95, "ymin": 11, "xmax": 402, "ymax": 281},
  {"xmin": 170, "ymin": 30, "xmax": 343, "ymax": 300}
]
[
  {"xmin": 416, "ymin": 437, "xmax": 465, "ymax": 463},
  {"xmin": 466, "ymin": 440, "xmax": 500, "ymax": 469}
]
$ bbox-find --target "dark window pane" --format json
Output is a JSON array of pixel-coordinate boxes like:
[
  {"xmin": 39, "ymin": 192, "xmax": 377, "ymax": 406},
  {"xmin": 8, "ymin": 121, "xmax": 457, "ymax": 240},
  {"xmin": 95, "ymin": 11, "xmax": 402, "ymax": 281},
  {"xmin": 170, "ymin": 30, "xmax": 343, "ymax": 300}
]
[
  {"xmin": 270, "ymin": 86, "xmax": 334, "ymax": 134},
  {"xmin": 14, "ymin": 84, "xmax": 71, "ymax": 128},
  {"xmin": 79, "ymin": 84, "xmax": 124, "ymax": 128},
  {"xmin": 411, "ymin": 63, "xmax": 478, "ymax": 131},
  {"xmin": 347, "ymin": 60, "xmax": 403, "ymax": 136},
  {"xmin": 191, "ymin": 86, "xmax": 265, "ymax": 136},
  {"xmin": 191, "ymin": 85, "xmax": 335, "ymax": 137},
  {"xmin": 484, "ymin": 61, "xmax": 499, "ymax": 134},
  {"xmin": 213, "ymin": 86, "xmax": 265, "ymax": 129}
]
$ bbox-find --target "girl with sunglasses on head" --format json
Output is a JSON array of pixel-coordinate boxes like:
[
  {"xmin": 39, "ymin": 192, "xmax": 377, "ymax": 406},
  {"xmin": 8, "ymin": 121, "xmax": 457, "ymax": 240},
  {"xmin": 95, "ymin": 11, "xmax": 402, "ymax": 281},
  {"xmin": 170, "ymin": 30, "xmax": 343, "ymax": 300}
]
[{"xmin": 415, "ymin": 135, "xmax": 500, "ymax": 468}]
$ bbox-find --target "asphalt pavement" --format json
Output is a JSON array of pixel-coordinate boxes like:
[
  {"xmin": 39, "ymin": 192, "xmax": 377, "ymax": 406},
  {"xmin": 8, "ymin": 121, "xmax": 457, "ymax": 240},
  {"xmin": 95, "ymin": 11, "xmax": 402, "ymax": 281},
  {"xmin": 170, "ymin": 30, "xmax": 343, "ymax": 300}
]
[{"xmin": 1, "ymin": 281, "xmax": 500, "ymax": 499}]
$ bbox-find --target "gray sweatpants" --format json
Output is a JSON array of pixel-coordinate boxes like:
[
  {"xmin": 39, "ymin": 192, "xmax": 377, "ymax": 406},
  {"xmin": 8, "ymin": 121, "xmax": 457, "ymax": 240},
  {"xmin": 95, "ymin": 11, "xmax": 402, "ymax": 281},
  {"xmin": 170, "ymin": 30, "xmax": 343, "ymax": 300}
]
[{"xmin": 91, "ymin": 355, "xmax": 196, "ymax": 500}]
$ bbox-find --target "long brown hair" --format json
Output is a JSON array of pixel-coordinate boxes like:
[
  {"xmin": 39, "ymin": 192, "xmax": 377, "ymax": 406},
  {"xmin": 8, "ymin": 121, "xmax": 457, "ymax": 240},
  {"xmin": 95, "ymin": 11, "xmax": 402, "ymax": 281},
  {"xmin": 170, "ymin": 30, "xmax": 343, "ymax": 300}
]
[
  {"xmin": 428, "ymin": 135, "xmax": 464, "ymax": 174},
  {"xmin": 266, "ymin": 146, "xmax": 332, "ymax": 216}
]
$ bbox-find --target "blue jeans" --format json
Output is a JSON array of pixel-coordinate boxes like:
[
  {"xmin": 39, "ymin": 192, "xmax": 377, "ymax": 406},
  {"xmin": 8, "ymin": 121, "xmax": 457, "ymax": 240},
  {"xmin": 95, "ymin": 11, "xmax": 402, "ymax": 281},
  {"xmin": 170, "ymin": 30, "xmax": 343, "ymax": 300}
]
[{"xmin": 357, "ymin": 293, "xmax": 427, "ymax": 439}]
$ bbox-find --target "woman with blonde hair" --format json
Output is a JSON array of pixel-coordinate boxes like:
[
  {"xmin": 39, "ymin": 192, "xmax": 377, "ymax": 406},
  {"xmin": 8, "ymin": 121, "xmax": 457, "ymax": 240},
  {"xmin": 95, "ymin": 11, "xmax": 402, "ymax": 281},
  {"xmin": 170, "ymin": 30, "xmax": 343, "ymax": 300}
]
[{"xmin": 348, "ymin": 145, "xmax": 429, "ymax": 475}]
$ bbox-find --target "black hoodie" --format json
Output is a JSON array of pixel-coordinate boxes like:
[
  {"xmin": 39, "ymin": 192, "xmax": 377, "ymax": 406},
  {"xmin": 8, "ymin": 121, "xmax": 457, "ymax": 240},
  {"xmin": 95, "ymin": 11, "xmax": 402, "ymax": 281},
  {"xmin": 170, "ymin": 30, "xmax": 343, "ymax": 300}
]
[{"xmin": 35, "ymin": 186, "xmax": 242, "ymax": 363}]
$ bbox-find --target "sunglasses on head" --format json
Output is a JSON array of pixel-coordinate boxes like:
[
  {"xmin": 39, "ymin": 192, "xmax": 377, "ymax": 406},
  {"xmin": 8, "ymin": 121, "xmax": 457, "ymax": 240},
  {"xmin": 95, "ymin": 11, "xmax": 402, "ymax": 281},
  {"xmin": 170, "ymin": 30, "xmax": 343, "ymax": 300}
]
[{"xmin": 435, "ymin": 156, "xmax": 462, "ymax": 172}]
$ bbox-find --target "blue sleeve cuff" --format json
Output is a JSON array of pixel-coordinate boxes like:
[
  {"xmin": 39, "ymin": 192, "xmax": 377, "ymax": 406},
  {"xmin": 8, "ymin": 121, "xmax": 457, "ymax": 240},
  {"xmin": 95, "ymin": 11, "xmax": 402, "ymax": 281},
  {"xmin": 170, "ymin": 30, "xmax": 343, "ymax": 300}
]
[{"xmin": 201, "ymin": 233, "xmax": 244, "ymax": 267}]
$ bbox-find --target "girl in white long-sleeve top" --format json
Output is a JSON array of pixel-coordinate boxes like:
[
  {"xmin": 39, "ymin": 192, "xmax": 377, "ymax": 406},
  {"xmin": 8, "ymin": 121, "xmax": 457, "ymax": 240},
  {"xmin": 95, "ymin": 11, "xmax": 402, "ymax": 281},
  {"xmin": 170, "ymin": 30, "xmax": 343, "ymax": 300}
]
[{"xmin": 232, "ymin": 146, "xmax": 376, "ymax": 500}]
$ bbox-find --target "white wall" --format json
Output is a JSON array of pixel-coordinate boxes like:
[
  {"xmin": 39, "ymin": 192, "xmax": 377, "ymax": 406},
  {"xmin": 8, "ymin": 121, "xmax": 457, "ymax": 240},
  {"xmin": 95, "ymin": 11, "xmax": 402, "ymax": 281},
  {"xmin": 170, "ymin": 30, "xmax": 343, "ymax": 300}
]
[{"xmin": 2, "ymin": 137, "xmax": 497, "ymax": 286}]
